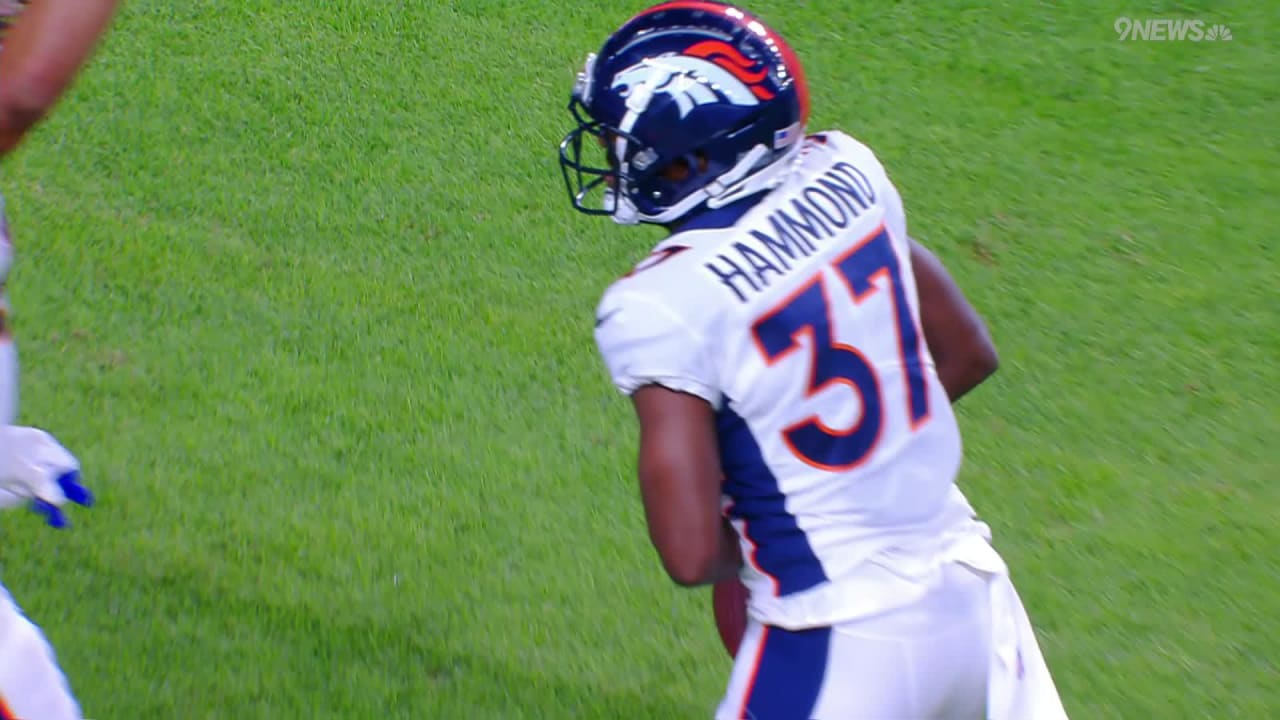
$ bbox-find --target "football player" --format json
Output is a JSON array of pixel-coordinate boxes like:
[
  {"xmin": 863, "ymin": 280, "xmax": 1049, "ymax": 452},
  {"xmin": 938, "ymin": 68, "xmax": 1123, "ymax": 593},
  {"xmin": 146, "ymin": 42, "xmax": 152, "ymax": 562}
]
[
  {"xmin": 0, "ymin": 1, "xmax": 120, "ymax": 717},
  {"xmin": 560, "ymin": 3, "xmax": 1070, "ymax": 718}
]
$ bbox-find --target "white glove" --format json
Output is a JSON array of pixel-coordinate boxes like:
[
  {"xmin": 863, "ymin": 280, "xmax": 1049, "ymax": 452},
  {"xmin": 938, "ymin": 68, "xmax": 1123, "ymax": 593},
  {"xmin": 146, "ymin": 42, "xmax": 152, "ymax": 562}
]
[{"xmin": 0, "ymin": 425, "xmax": 93, "ymax": 527}]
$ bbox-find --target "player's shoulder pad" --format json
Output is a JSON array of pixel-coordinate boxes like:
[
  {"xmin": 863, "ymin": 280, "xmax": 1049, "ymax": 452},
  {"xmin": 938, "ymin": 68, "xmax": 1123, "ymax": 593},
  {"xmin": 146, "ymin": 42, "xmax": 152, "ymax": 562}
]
[
  {"xmin": 593, "ymin": 283, "xmax": 721, "ymax": 406},
  {"xmin": 811, "ymin": 128, "xmax": 867, "ymax": 153},
  {"xmin": 810, "ymin": 128, "xmax": 902, "ymax": 218},
  {"xmin": 816, "ymin": 130, "xmax": 891, "ymax": 174},
  {"xmin": 593, "ymin": 280, "xmax": 690, "ymax": 344},
  {"xmin": 595, "ymin": 241, "xmax": 704, "ymax": 310}
]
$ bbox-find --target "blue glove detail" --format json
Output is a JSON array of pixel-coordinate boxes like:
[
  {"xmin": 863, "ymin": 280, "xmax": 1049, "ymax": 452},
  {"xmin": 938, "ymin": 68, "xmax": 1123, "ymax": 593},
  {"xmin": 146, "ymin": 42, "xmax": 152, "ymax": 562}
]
[
  {"xmin": 29, "ymin": 470, "xmax": 93, "ymax": 529},
  {"xmin": 57, "ymin": 469, "xmax": 93, "ymax": 507}
]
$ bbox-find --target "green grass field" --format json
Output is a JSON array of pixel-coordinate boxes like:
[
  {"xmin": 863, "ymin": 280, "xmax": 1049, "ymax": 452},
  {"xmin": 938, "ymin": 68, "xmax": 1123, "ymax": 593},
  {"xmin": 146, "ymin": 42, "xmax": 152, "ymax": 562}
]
[{"xmin": 0, "ymin": 1, "xmax": 1275, "ymax": 717}]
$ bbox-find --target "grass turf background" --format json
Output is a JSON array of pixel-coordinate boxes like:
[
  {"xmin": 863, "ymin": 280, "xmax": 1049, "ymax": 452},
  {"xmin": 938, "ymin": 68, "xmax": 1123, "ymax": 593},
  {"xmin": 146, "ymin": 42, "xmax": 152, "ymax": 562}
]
[{"xmin": 0, "ymin": 1, "xmax": 1274, "ymax": 717}]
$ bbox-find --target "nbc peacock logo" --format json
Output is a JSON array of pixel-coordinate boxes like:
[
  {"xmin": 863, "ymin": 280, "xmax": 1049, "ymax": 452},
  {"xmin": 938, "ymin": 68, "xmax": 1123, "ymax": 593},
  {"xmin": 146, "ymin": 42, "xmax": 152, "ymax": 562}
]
[{"xmin": 1204, "ymin": 24, "xmax": 1233, "ymax": 41}]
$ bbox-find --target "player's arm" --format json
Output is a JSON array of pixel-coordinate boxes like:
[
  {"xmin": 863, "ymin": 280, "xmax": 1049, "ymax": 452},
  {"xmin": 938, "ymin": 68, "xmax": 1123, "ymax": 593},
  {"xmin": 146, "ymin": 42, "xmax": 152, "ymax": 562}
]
[
  {"xmin": 595, "ymin": 288, "xmax": 741, "ymax": 588},
  {"xmin": 910, "ymin": 238, "xmax": 999, "ymax": 402},
  {"xmin": 632, "ymin": 385, "xmax": 741, "ymax": 587},
  {"xmin": 0, "ymin": 0, "xmax": 120, "ymax": 155}
]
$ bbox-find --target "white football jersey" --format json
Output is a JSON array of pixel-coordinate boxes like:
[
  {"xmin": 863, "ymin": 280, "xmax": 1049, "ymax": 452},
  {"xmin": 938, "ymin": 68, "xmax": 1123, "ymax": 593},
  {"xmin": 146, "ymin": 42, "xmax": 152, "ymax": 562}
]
[{"xmin": 595, "ymin": 131, "xmax": 993, "ymax": 629}]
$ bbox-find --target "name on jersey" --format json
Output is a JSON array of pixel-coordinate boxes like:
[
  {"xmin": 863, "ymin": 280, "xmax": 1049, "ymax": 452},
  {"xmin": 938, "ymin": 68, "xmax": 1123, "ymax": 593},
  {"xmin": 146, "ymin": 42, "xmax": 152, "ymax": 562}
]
[{"xmin": 704, "ymin": 161, "xmax": 878, "ymax": 303}]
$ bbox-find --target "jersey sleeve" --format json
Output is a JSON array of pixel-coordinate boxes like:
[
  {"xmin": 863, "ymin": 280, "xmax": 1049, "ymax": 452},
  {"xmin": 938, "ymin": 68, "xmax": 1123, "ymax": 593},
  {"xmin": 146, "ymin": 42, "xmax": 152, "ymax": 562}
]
[{"xmin": 593, "ymin": 287, "xmax": 721, "ymax": 407}]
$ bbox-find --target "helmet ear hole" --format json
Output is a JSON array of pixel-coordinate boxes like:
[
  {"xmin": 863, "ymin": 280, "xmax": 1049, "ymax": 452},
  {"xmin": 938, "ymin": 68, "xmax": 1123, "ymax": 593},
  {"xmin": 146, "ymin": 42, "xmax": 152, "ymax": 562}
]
[
  {"xmin": 659, "ymin": 151, "xmax": 710, "ymax": 182},
  {"xmin": 661, "ymin": 158, "xmax": 690, "ymax": 182}
]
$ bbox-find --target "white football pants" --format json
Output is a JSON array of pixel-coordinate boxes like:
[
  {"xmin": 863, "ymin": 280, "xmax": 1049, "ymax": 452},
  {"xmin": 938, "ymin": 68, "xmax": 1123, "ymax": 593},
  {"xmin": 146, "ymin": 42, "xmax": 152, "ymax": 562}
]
[
  {"xmin": 716, "ymin": 561, "xmax": 1068, "ymax": 719},
  {"xmin": 0, "ymin": 585, "xmax": 81, "ymax": 719},
  {"xmin": 0, "ymin": 292, "xmax": 83, "ymax": 719}
]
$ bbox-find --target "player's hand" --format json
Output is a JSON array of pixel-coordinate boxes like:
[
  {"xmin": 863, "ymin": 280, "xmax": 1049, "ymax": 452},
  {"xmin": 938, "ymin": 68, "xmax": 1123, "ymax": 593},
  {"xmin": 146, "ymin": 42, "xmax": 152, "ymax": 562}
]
[{"xmin": 0, "ymin": 425, "xmax": 93, "ymax": 528}]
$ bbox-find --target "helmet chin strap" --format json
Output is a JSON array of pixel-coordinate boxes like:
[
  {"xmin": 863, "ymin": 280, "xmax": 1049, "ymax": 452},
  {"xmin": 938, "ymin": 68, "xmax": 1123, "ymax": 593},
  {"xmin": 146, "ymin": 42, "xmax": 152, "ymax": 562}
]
[
  {"xmin": 606, "ymin": 188, "xmax": 641, "ymax": 225},
  {"xmin": 706, "ymin": 141, "xmax": 802, "ymax": 209}
]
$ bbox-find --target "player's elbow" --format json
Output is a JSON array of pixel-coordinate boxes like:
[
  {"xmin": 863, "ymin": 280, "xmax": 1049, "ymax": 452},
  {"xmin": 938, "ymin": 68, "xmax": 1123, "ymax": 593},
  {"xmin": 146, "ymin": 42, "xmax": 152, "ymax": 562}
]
[
  {"xmin": 0, "ymin": 74, "xmax": 65, "ymax": 138},
  {"xmin": 955, "ymin": 334, "xmax": 999, "ymax": 392},
  {"xmin": 969, "ymin": 335, "xmax": 999, "ymax": 381},
  {"xmin": 962, "ymin": 340, "xmax": 999, "ymax": 397},
  {"xmin": 653, "ymin": 536, "xmax": 721, "ymax": 587},
  {"xmin": 661, "ymin": 552, "xmax": 716, "ymax": 587},
  {"xmin": 936, "ymin": 331, "xmax": 999, "ymax": 402}
]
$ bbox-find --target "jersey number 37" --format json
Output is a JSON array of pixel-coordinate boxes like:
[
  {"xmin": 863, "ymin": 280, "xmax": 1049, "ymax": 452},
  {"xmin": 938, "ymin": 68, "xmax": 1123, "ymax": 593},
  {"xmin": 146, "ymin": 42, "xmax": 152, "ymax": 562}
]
[{"xmin": 751, "ymin": 226, "xmax": 931, "ymax": 471}]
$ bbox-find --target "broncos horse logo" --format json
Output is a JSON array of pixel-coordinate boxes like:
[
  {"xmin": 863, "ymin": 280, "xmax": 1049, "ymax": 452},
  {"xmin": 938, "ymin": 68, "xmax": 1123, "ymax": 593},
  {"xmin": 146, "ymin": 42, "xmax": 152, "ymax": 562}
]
[{"xmin": 611, "ymin": 40, "xmax": 774, "ymax": 119}]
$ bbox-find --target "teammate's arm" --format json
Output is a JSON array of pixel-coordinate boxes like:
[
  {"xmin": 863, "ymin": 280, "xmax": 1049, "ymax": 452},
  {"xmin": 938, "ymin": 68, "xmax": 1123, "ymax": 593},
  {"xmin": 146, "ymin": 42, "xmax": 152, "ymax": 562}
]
[
  {"xmin": 631, "ymin": 384, "xmax": 742, "ymax": 587},
  {"xmin": 0, "ymin": 0, "xmax": 120, "ymax": 155},
  {"xmin": 910, "ymin": 238, "xmax": 999, "ymax": 402}
]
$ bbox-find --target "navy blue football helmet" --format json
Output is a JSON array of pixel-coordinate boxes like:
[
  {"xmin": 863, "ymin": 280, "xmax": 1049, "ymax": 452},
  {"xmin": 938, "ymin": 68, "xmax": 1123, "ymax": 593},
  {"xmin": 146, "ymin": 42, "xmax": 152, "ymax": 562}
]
[{"xmin": 559, "ymin": 2, "xmax": 810, "ymax": 225}]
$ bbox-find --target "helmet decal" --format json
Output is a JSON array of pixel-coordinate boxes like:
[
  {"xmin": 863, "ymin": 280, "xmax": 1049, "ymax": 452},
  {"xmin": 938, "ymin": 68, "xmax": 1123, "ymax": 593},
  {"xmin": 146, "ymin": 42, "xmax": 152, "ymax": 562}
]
[
  {"xmin": 611, "ymin": 54, "xmax": 762, "ymax": 120},
  {"xmin": 683, "ymin": 40, "xmax": 775, "ymax": 100},
  {"xmin": 633, "ymin": 2, "xmax": 806, "ymax": 117}
]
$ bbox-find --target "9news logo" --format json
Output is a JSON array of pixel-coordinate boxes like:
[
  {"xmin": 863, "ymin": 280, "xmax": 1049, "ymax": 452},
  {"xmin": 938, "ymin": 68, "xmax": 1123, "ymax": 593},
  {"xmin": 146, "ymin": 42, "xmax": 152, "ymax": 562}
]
[{"xmin": 1114, "ymin": 18, "xmax": 1233, "ymax": 42}]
